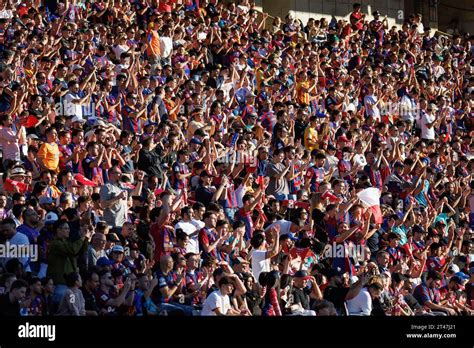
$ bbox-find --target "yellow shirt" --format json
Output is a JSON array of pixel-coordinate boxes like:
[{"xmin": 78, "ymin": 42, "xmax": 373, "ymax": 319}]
[
  {"xmin": 256, "ymin": 68, "xmax": 265, "ymax": 93},
  {"xmin": 38, "ymin": 142, "xmax": 60, "ymax": 171},
  {"xmin": 296, "ymin": 81, "xmax": 310, "ymax": 105},
  {"xmin": 304, "ymin": 126, "xmax": 318, "ymax": 151}
]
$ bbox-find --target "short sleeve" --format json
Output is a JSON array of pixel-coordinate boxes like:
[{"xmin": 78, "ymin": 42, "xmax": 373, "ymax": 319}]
[
  {"xmin": 266, "ymin": 163, "xmax": 279, "ymax": 178},
  {"xmin": 206, "ymin": 292, "xmax": 220, "ymax": 312},
  {"xmin": 199, "ymin": 229, "xmax": 209, "ymax": 248},
  {"xmin": 158, "ymin": 276, "xmax": 168, "ymax": 289},
  {"xmin": 99, "ymin": 186, "xmax": 111, "ymax": 202}
]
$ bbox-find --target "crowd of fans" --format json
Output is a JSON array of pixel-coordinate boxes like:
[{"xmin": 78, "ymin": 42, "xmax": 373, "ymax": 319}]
[{"xmin": 0, "ymin": 0, "xmax": 473, "ymax": 317}]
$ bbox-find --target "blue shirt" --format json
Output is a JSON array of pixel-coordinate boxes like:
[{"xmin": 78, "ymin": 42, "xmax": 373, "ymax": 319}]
[{"xmin": 17, "ymin": 224, "xmax": 40, "ymax": 244}]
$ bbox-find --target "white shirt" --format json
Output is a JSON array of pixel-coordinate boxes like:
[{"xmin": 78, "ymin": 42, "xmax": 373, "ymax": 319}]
[
  {"xmin": 0, "ymin": 9, "xmax": 13, "ymax": 19},
  {"xmin": 346, "ymin": 287, "xmax": 372, "ymax": 316},
  {"xmin": 364, "ymin": 94, "xmax": 380, "ymax": 120},
  {"xmin": 325, "ymin": 155, "xmax": 339, "ymax": 177},
  {"xmin": 235, "ymin": 184, "xmax": 246, "ymax": 208},
  {"xmin": 174, "ymin": 220, "xmax": 200, "ymax": 254},
  {"xmin": 352, "ymin": 153, "xmax": 367, "ymax": 168},
  {"xmin": 201, "ymin": 289, "xmax": 231, "ymax": 316},
  {"xmin": 421, "ymin": 113, "xmax": 435, "ymax": 140},
  {"xmin": 63, "ymin": 92, "xmax": 83, "ymax": 118},
  {"xmin": 250, "ymin": 249, "xmax": 270, "ymax": 281},
  {"xmin": 113, "ymin": 45, "xmax": 129, "ymax": 59},
  {"xmin": 160, "ymin": 37, "xmax": 173, "ymax": 58},
  {"xmin": 400, "ymin": 95, "xmax": 417, "ymax": 123}
]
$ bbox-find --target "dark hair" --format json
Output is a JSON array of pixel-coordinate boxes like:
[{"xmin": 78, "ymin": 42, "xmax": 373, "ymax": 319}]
[
  {"xmin": 0, "ymin": 273, "xmax": 16, "ymax": 287},
  {"xmin": 218, "ymin": 276, "xmax": 232, "ymax": 287},
  {"xmin": 262, "ymin": 270, "xmax": 280, "ymax": 289},
  {"xmin": 192, "ymin": 202, "xmax": 205, "ymax": 211},
  {"xmin": 203, "ymin": 211, "xmax": 216, "ymax": 220},
  {"xmin": 40, "ymin": 276, "xmax": 53, "ymax": 287},
  {"xmin": 2, "ymin": 217, "xmax": 17, "ymax": 227},
  {"xmin": 427, "ymin": 270, "xmax": 443, "ymax": 281},
  {"xmin": 28, "ymin": 277, "xmax": 41, "ymax": 286},
  {"xmin": 53, "ymin": 220, "xmax": 69, "ymax": 233},
  {"xmin": 98, "ymin": 270, "xmax": 111, "ymax": 279},
  {"xmin": 181, "ymin": 206, "xmax": 192, "ymax": 217},
  {"xmin": 10, "ymin": 279, "xmax": 28, "ymax": 291},
  {"xmin": 312, "ymin": 299, "xmax": 337, "ymax": 314},
  {"xmin": 64, "ymin": 272, "xmax": 81, "ymax": 287},
  {"xmin": 250, "ymin": 233, "xmax": 265, "ymax": 249},
  {"xmin": 368, "ymin": 282, "xmax": 384, "ymax": 291},
  {"xmin": 176, "ymin": 229, "xmax": 188, "ymax": 241},
  {"xmin": 212, "ymin": 267, "xmax": 225, "ymax": 280},
  {"xmin": 82, "ymin": 270, "xmax": 98, "ymax": 283},
  {"xmin": 387, "ymin": 232, "xmax": 400, "ymax": 241}
]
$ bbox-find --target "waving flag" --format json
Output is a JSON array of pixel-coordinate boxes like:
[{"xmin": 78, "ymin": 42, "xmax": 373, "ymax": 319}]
[
  {"xmin": 357, "ymin": 187, "xmax": 383, "ymax": 224},
  {"xmin": 74, "ymin": 173, "xmax": 97, "ymax": 187}
]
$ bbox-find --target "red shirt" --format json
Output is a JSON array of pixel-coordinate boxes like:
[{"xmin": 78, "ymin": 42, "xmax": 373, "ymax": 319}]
[{"xmin": 350, "ymin": 12, "xmax": 364, "ymax": 30}]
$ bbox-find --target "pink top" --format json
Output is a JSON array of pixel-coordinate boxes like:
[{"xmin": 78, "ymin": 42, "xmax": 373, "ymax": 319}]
[{"xmin": 0, "ymin": 126, "xmax": 20, "ymax": 161}]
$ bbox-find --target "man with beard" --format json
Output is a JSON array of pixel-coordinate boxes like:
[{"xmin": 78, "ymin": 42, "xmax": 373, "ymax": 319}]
[
  {"xmin": 17, "ymin": 207, "xmax": 42, "ymax": 244},
  {"xmin": 323, "ymin": 269, "xmax": 368, "ymax": 315},
  {"xmin": 80, "ymin": 271, "xmax": 100, "ymax": 316},
  {"xmin": 413, "ymin": 270, "xmax": 457, "ymax": 316}
]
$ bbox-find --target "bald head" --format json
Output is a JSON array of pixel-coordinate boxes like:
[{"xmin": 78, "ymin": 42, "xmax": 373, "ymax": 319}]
[{"xmin": 160, "ymin": 255, "xmax": 173, "ymax": 272}]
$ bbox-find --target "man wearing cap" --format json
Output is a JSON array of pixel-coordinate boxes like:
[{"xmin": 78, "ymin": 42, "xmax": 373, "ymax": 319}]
[
  {"xmin": 421, "ymin": 103, "xmax": 443, "ymax": 141},
  {"xmin": 194, "ymin": 170, "xmax": 222, "ymax": 206},
  {"xmin": 288, "ymin": 270, "xmax": 322, "ymax": 315},
  {"xmin": 386, "ymin": 161, "xmax": 409, "ymax": 195},
  {"xmin": 324, "ymin": 270, "xmax": 369, "ymax": 315},
  {"xmin": 94, "ymin": 269, "xmax": 133, "ymax": 316},
  {"xmin": 186, "ymin": 107, "xmax": 206, "ymax": 141},
  {"xmin": 4, "ymin": 167, "xmax": 29, "ymax": 195},
  {"xmin": 108, "ymin": 245, "xmax": 130, "ymax": 274},
  {"xmin": 369, "ymin": 11, "xmax": 387, "ymax": 47}
]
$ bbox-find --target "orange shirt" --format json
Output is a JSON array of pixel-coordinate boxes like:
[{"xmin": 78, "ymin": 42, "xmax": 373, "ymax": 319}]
[
  {"xmin": 38, "ymin": 142, "xmax": 60, "ymax": 172},
  {"xmin": 147, "ymin": 29, "xmax": 161, "ymax": 58}
]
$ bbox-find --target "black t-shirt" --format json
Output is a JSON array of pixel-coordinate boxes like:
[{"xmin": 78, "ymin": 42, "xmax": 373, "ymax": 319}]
[
  {"xmin": 81, "ymin": 287, "xmax": 99, "ymax": 313},
  {"xmin": 0, "ymin": 293, "xmax": 20, "ymax": 316},
  {"xmin": 245, "ymin": 291, "xmax": 262, "ymax": 316},
  {"xmin": 371, "ymin": 297, "xmax": 386, "ymax": 316},
  {"xmin": 367, "ymin": 230, "xmax": 383, "ymax": 255},
  {"xmin": 324, "ymin": 286, "xmax": 350, "ymax": 315},
  {"xmin": 311, "ymin": 208, "xmax": 327, "ymax": 243},
  {"xmin": 292, "ymin": 286, "xmax": 311, "ymax": 310},
  {"xmin": 294, "ymin": 120, "xmax": 306, "ymax": 142},
  {"xmin": 195, "ymin": 186, "xmax": 215, "ymax": 206},
  {"xmin": 138, "ymin": 148, "xmax": 164, "ymax": 180}
]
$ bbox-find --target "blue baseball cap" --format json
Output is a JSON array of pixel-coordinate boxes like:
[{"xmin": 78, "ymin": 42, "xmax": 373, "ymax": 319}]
[
  {"xmin": 455, "ymin": 272, "xmax": 470, "ymax": 281},
  {"xmin": 96, "ymin": 257, "xmax": 115, "ymax": 267}
]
